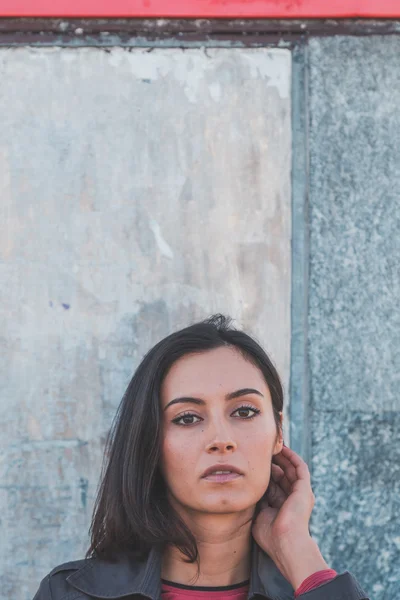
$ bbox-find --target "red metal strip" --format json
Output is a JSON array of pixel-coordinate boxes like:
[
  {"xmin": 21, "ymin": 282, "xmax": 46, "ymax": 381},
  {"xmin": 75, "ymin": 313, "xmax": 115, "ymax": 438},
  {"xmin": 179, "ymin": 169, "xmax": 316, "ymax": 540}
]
[{"xmin": 1, "ymin": 0, "xmax": 400, "ymax": 19}]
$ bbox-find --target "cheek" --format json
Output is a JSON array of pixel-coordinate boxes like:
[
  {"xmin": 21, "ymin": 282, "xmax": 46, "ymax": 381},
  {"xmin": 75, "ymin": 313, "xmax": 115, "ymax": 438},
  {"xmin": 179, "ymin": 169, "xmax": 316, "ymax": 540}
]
[
  {"xmin": 161, "ymin": 431, "xmax": 198, "ymax": 483},
  {"xmin": 243, "ymin": 428, "xmax": 275, "ymax": 483}
]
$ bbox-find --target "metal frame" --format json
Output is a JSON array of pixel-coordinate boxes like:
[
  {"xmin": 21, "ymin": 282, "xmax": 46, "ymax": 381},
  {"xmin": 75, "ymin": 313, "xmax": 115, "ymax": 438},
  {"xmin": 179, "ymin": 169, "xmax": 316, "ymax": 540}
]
[{"xmin": 1, "ymin": 0, "xmax": 400, "ymax": 18}]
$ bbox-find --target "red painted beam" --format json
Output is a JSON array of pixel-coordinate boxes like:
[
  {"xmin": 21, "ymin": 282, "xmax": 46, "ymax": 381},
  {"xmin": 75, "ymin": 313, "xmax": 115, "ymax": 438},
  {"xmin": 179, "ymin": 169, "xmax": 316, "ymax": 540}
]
[{"xmin": 1, "ymin": 0, "xmax": 400, "ymax": 19}]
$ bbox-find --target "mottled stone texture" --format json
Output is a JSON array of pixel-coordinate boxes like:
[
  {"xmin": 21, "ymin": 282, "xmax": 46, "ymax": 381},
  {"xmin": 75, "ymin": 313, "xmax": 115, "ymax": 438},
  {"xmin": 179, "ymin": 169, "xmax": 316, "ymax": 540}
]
[
  {"xmin": 308, "ymin": 37, "xmax": 400, "ymax": 599},
  {"xmin": 0, "ymin": 48, "xmax": 292, "ymax": 599}
]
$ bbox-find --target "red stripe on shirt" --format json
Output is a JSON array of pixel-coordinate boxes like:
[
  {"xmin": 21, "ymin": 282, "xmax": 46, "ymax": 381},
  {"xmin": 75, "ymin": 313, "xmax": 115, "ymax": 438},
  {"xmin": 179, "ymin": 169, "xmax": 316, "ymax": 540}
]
[{"xmin": 294, "ymin": 569, "xmax": 338, "ymax": 597}]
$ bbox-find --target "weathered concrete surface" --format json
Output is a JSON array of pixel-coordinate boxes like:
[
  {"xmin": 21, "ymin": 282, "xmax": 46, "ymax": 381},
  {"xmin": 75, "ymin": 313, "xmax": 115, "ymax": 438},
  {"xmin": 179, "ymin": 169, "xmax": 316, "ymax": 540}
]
[
  {"xmin": 308, "ymin": 36, "xmax": 400, "ymax": 599},
  {"xmin": 0, "ymin": 47, "xmax": 292, "ymax": 599}
]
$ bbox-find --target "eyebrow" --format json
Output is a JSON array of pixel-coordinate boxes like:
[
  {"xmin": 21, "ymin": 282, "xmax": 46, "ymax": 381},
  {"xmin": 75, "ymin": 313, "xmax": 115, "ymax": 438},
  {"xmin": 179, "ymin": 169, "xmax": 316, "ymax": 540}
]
[{"xmin": 163, "ymin": 388, "xmax": 264, "ymax": 411}]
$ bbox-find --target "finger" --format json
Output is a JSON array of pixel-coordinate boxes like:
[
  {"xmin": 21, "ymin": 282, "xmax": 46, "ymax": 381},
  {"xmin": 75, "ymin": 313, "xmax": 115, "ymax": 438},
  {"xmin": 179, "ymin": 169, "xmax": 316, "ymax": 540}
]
[
  {"xmin": 268, "ymin": 467, "xmax": 290, "ymax": 501},
  {"xmin": 270, "ymin": 463, "xmax": 292, "ymax": 496},
  {"xmin": 272, "ymin": 453, "xmax": 297, "ymax": 485},
  {"xmin": 265, "ymin": 480, "xmax": 287, "ymax": 509},
  {"xmin": 280, "ymin": 445, "xmax": 311, "ymax": 485}
]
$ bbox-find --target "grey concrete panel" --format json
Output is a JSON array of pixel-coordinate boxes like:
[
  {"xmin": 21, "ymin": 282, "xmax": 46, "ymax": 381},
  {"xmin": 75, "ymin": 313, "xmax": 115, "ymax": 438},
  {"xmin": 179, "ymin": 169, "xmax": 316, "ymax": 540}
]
[
  {"xmin": 308, "ymin": 36, "xmax": 400, "ymax": 600},
  {"xmin": 311, "ymin": 410, "xmax": 400, "ymax": 598},
  {"xmin": 308, "ymin": 36, "xmax": 400, "ymax": 414},
  {"xmin": 0, "ymin": 47, "xmax": 292, "ymax": 598}
]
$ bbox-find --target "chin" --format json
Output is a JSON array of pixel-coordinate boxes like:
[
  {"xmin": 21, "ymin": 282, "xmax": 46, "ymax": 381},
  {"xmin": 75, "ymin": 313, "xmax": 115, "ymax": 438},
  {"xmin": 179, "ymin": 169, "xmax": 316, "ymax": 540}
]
[
  {"xmin": 205, "ymin": 503, "xmax": 249, "ymax": 513},
  {"xmin": 170, "ymin": 489, "xmax": 259, "ymax": 515},
  {"xmin": 198, "ymin": 493, "xmax": 256, "ymax": 513}
]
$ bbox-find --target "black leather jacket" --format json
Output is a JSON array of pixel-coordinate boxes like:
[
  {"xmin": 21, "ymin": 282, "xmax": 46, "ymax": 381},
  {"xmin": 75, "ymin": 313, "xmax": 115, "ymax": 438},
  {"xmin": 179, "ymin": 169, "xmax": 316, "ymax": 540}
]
[{"xmin": 33, "ymin": 539, "xmax": 369, "ymax": 600}]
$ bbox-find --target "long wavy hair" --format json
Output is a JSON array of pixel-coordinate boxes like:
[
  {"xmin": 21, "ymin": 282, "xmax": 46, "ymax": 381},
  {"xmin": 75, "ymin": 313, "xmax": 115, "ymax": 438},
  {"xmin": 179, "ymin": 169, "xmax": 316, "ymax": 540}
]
[{"xmin": 86, "ymin": 314, "xmax": 284, "ymax": 566}]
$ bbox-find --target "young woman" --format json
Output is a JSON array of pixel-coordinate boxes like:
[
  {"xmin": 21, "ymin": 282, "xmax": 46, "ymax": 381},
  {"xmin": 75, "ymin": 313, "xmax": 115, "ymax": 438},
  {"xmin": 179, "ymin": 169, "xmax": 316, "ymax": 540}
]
[{"xmin": 33, "ymin": 314, "xmax": 369, "ymax": 600}]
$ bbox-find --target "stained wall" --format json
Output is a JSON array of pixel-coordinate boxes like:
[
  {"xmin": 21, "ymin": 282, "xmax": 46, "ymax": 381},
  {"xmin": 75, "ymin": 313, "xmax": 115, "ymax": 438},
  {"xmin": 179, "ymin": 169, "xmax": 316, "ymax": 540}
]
[{"xmin": 0, "ymin": 46, "xmax": 292, "ymax": 599}]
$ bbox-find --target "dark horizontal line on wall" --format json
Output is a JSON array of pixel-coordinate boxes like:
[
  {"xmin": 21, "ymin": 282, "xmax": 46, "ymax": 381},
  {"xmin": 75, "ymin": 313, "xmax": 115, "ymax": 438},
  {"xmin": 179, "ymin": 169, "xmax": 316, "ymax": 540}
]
[
  {"xmin": 1, "ymin": 17, "xmax": 400, "ymax": 36},
  {"xmin": 0, "ymin": 32, "xmax": 297, "ymax": 48},
  {"xmin": 1, "ymin": 18, "xmax": 400, "ymax": 47}
]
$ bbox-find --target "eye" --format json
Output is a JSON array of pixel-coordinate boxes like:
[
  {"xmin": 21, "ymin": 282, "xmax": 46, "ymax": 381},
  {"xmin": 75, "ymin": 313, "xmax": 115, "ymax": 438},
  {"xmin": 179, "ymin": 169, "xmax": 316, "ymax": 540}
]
[
  {"xmin": 172, "ymin": 412, "xmax": 203, "ymax": 426},
  {"xmin": 232, "ymin": 405, "xmax": 261, "ymax": 419}
]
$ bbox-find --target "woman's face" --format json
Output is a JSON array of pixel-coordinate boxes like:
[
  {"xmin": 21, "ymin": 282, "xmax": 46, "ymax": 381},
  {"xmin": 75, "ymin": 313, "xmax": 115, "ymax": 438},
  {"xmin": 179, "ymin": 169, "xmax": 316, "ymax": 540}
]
[{"xmin": 160, "ymin": 346, "xmax": 283, "ymax": 517}]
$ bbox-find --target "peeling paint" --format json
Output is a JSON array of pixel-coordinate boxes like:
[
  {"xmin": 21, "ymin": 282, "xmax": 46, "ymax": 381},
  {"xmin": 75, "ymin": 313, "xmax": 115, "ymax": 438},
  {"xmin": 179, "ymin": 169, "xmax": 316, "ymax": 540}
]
[{"xmin": 149, "ymin": 218, "xmax": 174, "ymax": 259}]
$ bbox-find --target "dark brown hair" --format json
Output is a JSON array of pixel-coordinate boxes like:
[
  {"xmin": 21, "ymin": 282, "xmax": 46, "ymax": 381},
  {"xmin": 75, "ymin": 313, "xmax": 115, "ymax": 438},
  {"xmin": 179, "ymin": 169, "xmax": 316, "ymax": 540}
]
[{"xmin": 86, "ymin": 314, "xmax": 284, "ymax": 565}]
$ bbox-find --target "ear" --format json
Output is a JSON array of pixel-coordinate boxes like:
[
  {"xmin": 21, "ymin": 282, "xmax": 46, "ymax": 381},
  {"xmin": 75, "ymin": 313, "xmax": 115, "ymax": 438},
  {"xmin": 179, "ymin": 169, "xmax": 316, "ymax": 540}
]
[{"xmin": 272, "ymin": 411, "xmax": 284, "ymax": 456}]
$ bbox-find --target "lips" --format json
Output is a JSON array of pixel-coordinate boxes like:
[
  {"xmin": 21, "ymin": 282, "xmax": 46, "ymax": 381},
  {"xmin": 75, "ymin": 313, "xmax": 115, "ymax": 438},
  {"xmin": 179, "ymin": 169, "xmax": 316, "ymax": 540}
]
[{"xmin": 201, "ymin": 464, "xmax": 244, "ymax": 478}]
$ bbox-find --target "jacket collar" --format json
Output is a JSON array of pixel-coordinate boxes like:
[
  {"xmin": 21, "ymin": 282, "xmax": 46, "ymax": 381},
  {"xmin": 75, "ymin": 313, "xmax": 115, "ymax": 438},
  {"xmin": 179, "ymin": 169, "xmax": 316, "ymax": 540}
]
[{"xmin": 67, "ymin": 539, "xmax": 294, "ymax": 600}]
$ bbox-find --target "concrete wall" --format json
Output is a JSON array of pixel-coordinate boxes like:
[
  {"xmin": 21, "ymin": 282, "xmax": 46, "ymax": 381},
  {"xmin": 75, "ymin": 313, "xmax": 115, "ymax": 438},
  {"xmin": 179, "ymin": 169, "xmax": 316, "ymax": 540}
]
[
  {"xmin": 0, "ymin": 47, "xmax": 292, "ymax": 599},
  {"xmin": 308, "ymin": 36, "xmax": 400, "ymax": 599},
  {"xmin": 2, "ymin": 34, "xmax": 399, "ymax": 600}
]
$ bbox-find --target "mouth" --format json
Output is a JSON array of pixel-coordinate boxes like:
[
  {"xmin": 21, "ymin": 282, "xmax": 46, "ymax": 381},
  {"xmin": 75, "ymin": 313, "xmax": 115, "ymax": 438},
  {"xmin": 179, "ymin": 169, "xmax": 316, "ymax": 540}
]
[
  {"xmin": 201, "ymin": 464, "xmax": 244, "ymax": 483},
  {"xmin": 202, "ymin": 471, "xmax": 243, "ymax": 483}
]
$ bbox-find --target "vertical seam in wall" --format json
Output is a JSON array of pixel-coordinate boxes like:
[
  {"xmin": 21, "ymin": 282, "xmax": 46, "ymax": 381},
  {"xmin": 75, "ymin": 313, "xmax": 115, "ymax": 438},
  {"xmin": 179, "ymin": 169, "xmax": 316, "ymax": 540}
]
[
  {"xmin": 289, "ymin": 39, "xmax": 311, "ymax": 467},
  {"xmin": 304, "ymin": 40, "xmax": 311, "ymax": 470}
]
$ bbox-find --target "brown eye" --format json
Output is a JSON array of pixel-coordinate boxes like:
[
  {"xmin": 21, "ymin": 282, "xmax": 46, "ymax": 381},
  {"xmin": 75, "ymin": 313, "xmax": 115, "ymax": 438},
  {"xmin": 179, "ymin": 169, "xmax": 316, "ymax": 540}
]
[
  {"xmin": 172, "ymin": 412, "xmax": 202, "ymax": 426},
  {"xmin": 182, "ymin": 415, "xmax": 196, "ymax": 425},
  {"xmin": 232, "ymin": 405, "xmax": 261, "ymax": 419},
  {"xmin": 237, "ymin": 408, "xmax": 251, "ymax": 418}
]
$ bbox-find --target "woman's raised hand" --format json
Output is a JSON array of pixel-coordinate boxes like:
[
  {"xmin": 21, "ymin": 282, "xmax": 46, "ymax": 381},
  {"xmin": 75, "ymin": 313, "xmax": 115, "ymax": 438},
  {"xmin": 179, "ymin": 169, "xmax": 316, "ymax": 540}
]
[{"xmin": 251, "ymin": 445, "xmax": 330, "ymax": 590}]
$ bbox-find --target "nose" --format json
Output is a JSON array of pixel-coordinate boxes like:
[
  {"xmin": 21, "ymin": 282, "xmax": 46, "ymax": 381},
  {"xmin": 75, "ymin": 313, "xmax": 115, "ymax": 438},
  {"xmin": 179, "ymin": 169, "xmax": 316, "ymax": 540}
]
[
  {"xmin": 206, "ymin": 439, "xmax": 237, "ymax": 453},
  {"xmin": 205, "ymin": 423, "xmax": 238, "ymax": 454}
]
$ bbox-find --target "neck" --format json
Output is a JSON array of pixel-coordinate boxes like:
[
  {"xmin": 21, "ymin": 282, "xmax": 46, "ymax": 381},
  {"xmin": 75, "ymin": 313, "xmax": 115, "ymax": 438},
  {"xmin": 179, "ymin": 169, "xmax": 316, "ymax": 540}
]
[{"xmin": 161, "ymin": 511, "xmax": 253, "ymax": 587}]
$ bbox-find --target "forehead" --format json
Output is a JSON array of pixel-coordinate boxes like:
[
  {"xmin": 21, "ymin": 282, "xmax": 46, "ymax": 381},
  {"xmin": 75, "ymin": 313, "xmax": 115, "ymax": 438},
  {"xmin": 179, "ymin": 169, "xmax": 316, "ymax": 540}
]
[{"xmin": 160, "ymin": 346, "xmax": 268, "ymax": 403}]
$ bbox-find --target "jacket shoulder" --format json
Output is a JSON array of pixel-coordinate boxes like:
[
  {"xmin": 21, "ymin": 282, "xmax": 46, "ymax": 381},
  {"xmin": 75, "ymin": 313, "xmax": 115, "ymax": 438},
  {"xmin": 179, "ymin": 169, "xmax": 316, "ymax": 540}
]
[
  {"xmin": 33, "ymin": 558, "xmax": 91, "ymax": 600},
  {"xmin": 48, "ymin": 558, "xmax": 89, "ymax": 577}
]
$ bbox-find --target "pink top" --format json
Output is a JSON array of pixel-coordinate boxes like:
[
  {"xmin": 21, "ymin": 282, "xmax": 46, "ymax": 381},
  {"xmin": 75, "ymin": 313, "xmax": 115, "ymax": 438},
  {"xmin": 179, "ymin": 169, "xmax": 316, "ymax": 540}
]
[
  {"xmin": 161, "ymin": 580, "xmax": 249, "ymax": 600},
  {"xmin": 161, "ymin": 569, "xmax": 338, "ymax": 599}
]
